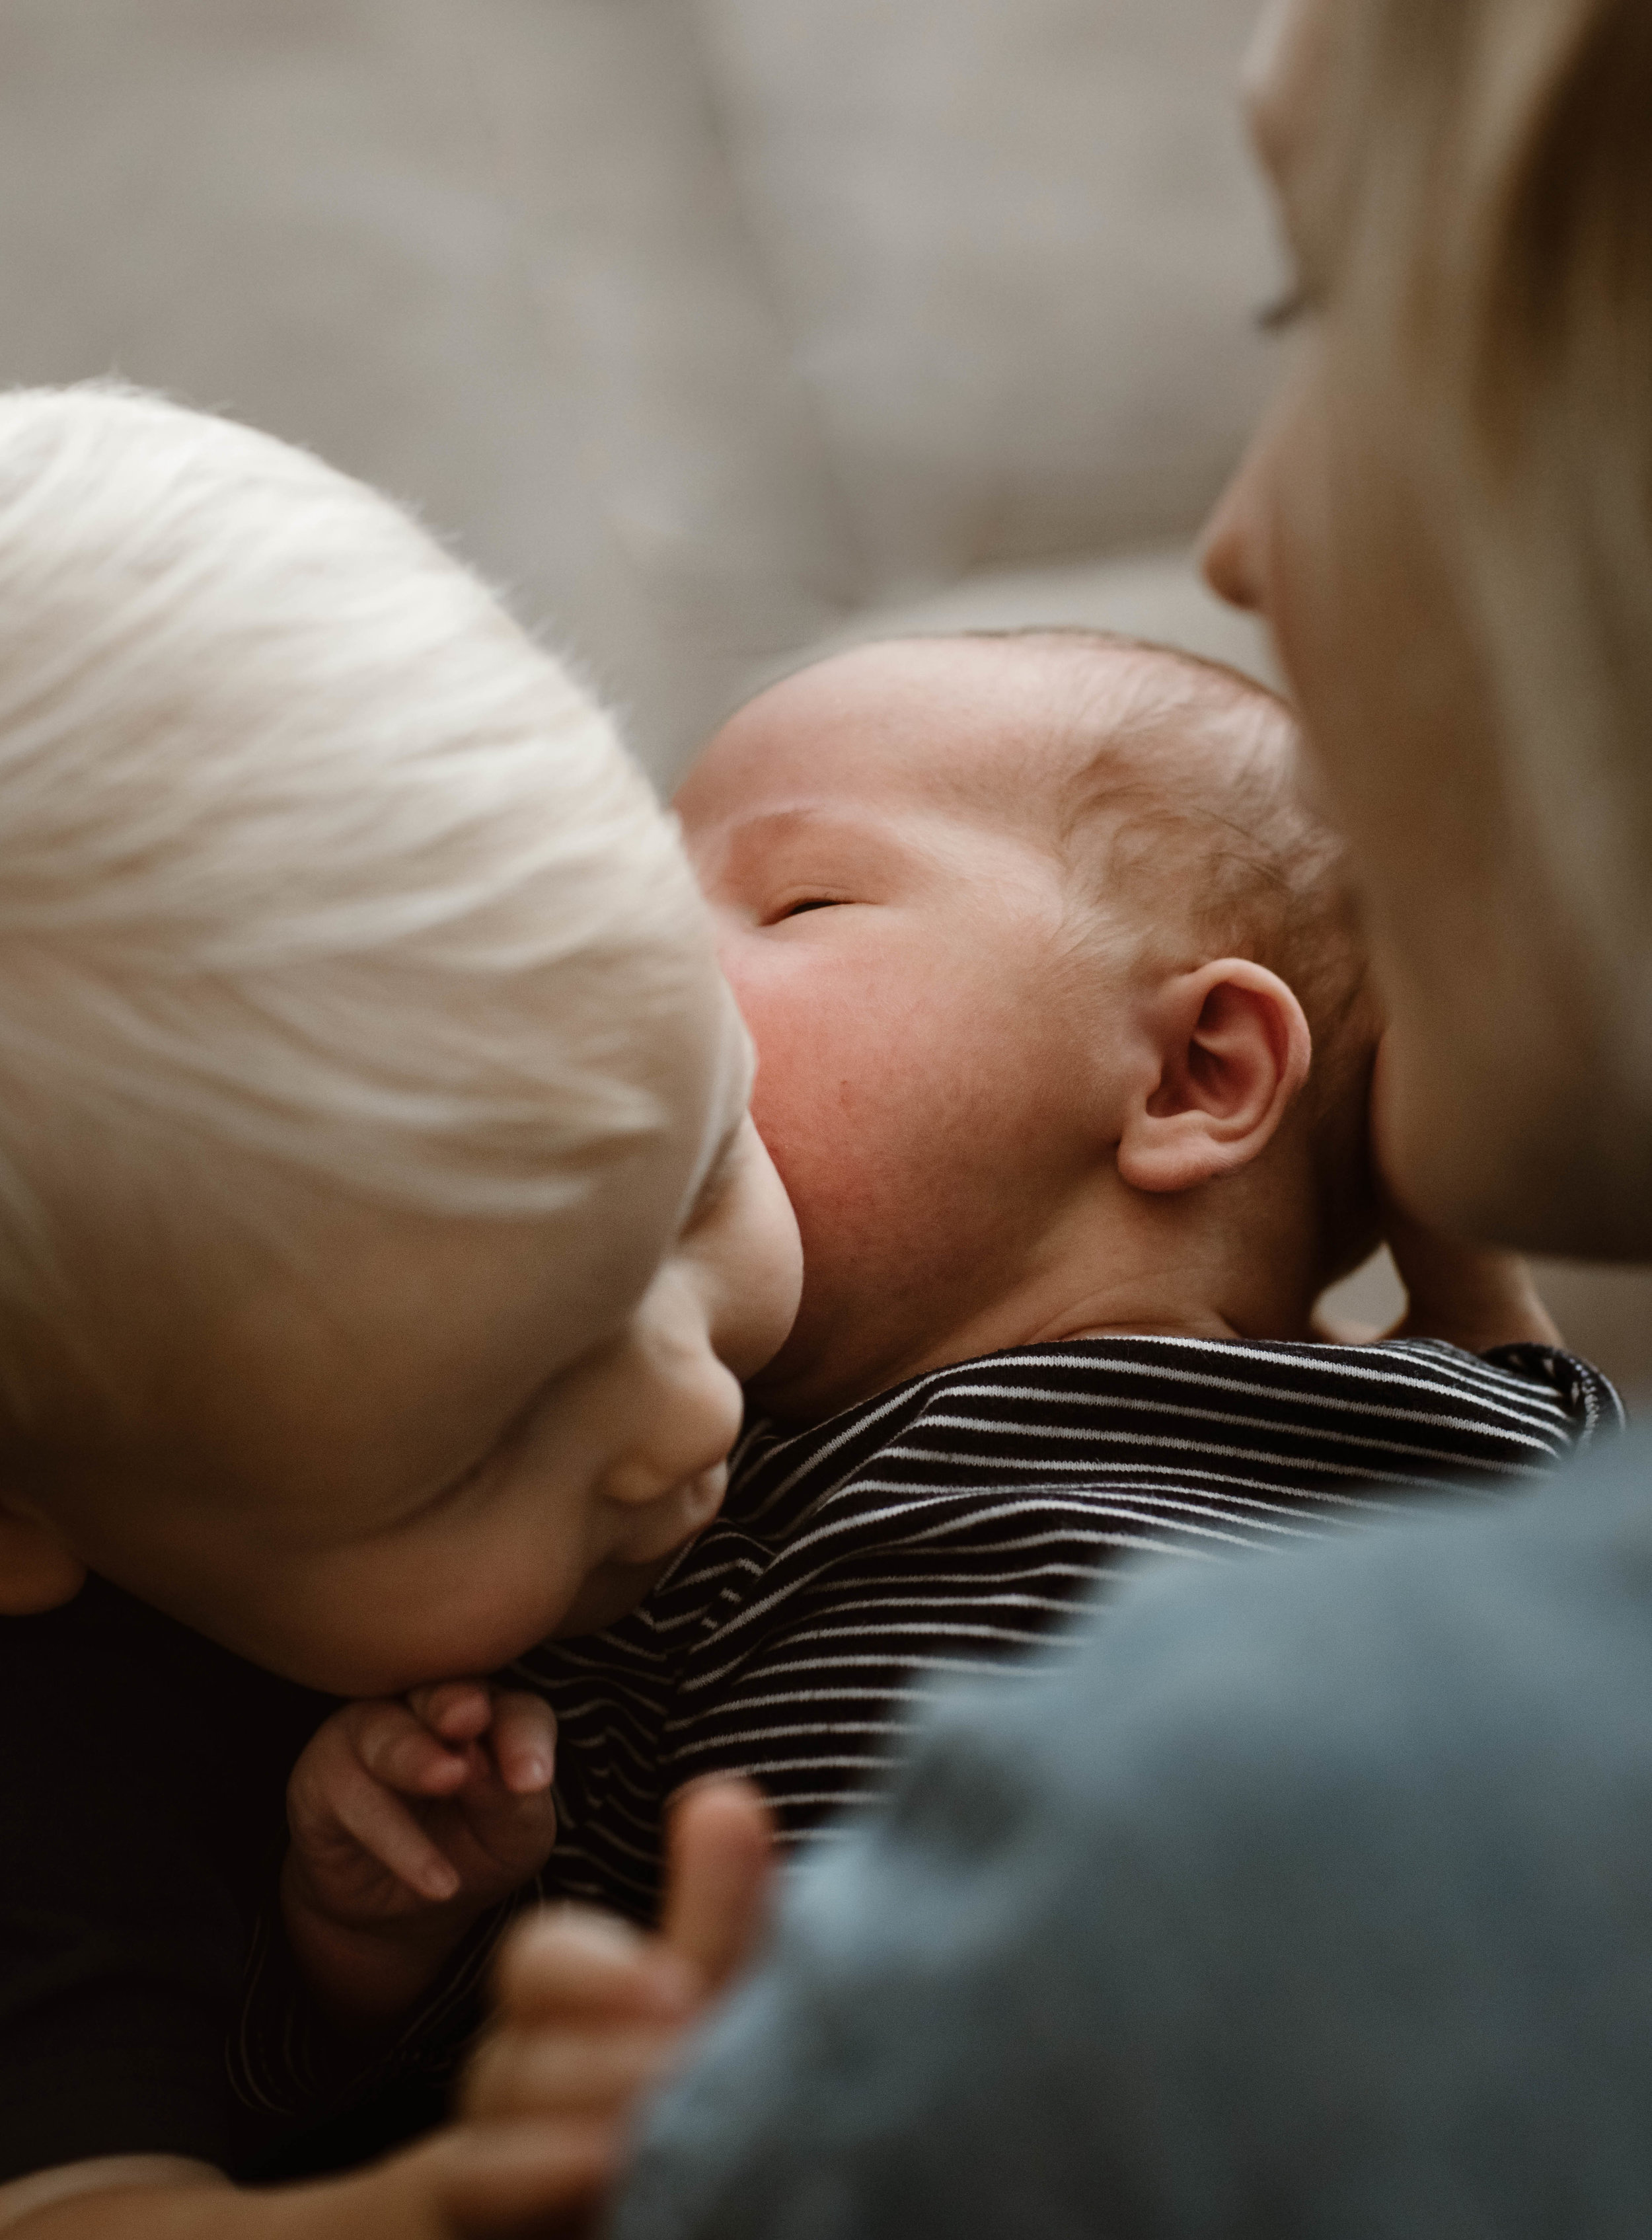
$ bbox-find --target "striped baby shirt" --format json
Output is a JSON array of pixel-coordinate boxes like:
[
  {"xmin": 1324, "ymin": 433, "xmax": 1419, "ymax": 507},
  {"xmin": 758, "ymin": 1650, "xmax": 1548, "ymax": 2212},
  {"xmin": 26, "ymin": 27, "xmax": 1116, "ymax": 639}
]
[{"xmin": 512, "ymin": 1333, "xmax": 1620, "ymax": 1924}]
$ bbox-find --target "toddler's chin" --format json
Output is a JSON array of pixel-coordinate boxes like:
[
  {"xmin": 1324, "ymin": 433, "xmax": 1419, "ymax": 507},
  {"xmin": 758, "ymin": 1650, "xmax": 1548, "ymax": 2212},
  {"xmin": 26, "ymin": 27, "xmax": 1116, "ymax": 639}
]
[{"xmin": 619, "ymin": 1459, "xmax": 732, "ymax": 1574}]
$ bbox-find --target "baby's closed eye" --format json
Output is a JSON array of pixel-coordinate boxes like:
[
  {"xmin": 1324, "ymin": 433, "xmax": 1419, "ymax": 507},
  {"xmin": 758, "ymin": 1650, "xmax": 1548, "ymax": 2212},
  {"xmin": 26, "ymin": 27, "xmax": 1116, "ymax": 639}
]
[{"xmin": 765, "ymin": 896, "xmax": 850, "ymax": 924}]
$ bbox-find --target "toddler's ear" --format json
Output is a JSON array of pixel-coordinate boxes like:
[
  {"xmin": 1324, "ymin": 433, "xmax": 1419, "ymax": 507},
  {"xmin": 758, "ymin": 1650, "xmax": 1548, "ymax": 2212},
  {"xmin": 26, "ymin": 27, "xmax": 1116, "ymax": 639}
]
[
  {"xmin": 0, "ymin": 1493, "xmax": 87, "ymax": 1613},
  {"xmin": 1117, "ymin": 959, "xmax": 1312, "ymax": 1196}
]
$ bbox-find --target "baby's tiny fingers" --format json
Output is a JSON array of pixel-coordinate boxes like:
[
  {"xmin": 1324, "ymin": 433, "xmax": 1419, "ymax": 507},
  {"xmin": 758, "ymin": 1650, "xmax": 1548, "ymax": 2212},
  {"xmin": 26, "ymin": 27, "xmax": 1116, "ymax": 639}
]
[
  {"xmin": 407, "ymin": 1678, "xmax": 496, "ymax": 1744},
  {"xmin": 350, "ymin": 1699, "xmax": 472, "ymax": 1798},
  {"xmin": 329, "ymin": 1757, "xmax": 462, "ymax": 1903},
  {"xmin": 490, "ymin": 1691, "xmax": 556, "ymax": 1795}
]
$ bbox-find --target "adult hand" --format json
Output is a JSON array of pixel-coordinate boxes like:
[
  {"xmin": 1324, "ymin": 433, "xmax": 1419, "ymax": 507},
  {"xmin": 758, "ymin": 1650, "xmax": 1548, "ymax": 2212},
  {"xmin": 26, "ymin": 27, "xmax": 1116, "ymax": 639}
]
[{"xmin": 458, "ymin": 1779, "xmax": 776, "ymax": 2237}]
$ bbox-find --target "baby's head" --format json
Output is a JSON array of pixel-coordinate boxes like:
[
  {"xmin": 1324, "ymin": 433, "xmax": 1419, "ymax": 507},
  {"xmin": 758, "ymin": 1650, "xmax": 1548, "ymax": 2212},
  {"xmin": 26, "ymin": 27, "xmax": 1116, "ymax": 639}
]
[
  {"xmin": 677, "ymin": 630, "xmax": 1378, "ymax": 1424},
  {"xmin": 0, "ymin": 385, "xmax": 799, "ymax": 1691}
]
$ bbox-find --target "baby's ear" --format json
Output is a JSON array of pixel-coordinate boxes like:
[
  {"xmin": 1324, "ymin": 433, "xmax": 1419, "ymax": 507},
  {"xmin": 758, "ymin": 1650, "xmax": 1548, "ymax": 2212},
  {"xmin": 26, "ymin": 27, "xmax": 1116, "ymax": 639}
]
[
  {"xmin": 0, "ymin": 1493, "xmax": 86, "ymax": 1614},
  {"xmin": 1117, "ymin": 959, "xmax": 1312, "ymax": 1196}
]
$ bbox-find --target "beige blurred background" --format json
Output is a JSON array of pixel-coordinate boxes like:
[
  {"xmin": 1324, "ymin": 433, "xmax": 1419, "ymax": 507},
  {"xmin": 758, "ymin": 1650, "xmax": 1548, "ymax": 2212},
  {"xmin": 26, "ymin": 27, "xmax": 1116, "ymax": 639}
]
[{"xmin": 0, "ymin": 0, "xmax": 1647, "ymax": 1391}]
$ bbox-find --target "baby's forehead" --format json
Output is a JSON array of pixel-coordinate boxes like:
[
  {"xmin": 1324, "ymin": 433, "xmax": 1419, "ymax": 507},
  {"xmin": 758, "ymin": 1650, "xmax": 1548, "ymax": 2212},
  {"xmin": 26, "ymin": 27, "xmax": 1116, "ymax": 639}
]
[
  {"xmin": 876, "ymin": 635, "xmax": 1271, "ymax": 828},
  {"xmin": 685, "ymin": 635, "xmax": 1286, "ymax": 859}
]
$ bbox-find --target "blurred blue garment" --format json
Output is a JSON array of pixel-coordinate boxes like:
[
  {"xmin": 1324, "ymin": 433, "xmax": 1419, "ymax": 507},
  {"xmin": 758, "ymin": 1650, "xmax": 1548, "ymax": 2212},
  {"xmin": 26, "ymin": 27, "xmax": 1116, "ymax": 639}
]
[{"xmin": 614, "ymin": 1428, "xmax": 1652, "ymax": 2238}]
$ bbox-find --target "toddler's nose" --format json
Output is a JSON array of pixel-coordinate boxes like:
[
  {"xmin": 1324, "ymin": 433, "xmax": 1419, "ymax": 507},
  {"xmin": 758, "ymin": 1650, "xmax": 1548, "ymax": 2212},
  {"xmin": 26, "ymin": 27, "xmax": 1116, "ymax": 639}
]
[{"xmin": 601, "ymin": 1336, "xmax": 743, "ymax": 1513}]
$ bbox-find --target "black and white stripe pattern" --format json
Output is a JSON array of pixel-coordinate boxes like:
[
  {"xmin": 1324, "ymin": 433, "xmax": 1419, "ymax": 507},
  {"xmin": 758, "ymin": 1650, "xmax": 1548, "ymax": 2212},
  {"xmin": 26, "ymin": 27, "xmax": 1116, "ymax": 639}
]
[{"xmin": 513, "ymin": 1335, "xmax": 1620, "ymax": 1925}]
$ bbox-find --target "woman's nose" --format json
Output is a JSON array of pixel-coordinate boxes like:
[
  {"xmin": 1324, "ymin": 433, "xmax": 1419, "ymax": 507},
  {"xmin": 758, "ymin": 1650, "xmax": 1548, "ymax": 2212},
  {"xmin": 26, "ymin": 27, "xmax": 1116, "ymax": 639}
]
[{"xmin": 1199, "ymin": 469, "xmax": 1265, "ymax": 613}]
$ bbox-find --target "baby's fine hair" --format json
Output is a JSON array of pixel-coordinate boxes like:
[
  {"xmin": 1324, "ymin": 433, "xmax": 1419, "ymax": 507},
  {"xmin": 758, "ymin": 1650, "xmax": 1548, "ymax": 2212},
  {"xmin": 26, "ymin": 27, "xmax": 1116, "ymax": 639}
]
[
  {"xmin": 976, "ymin": 627, "xmax": 1381, "ymax": 1280},
  {"xmin": 0, "ymin": 385, "xmax": 711, "ymax": 1342}
]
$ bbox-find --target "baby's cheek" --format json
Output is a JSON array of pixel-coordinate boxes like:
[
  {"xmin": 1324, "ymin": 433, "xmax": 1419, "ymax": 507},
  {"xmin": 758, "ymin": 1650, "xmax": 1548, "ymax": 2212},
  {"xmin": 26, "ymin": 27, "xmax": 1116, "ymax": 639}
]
[
  {"xmin": 733, "ymin": 963, "xmax": 855, "ymax": 1159},
  {"xmin": 734, "ymin": 944, "xmax": 1031, "ymax": 1272},
  {"xmin": 753, "ymin": 1059, "xmax": 954, "ymax": 1280}
]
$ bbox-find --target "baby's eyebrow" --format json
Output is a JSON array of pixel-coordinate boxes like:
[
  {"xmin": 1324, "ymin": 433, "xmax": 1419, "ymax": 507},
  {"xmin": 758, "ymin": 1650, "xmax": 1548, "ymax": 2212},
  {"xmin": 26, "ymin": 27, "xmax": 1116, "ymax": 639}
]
[
  {"xmin": 727, "ymin": 802, "xmax": 900, "ymax": 849},
  {"xmin": 732, "ymin": 804, "xmax": 829, "ymax": 834},
  {"xmin": 720, "ymin": 804, "xmax": 917, "ymax": 886}
]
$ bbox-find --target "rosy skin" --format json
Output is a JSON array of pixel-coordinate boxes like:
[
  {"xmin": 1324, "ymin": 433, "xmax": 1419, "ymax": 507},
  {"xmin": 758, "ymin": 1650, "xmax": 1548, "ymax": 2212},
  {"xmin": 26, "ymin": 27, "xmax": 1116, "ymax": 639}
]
[{"xmin": 676, "ymin": 636, "xmax": 1327, "ymax": 1424}]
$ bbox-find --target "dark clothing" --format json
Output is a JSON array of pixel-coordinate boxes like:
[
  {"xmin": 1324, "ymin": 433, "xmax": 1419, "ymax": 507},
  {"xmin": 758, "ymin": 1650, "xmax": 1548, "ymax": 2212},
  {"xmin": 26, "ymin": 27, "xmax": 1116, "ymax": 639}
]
[
  {"xmin": 615, "ymin": 1424, "xmax": 1652, "ymax": 2240},
  {"xmin": 0, "ymin": 1576, "xmax": 332, "ymax": 2184},
  {"xmin": 518, "ymin": 1336, "xmax": 1615, "ymax": 1922}
]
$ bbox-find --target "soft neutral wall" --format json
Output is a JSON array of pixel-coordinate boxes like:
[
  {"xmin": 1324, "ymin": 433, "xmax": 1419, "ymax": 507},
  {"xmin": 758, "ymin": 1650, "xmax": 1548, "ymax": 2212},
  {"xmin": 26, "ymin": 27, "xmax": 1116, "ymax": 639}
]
[
  {"xmin": 695, "ymin": 0, "xmax": 1280, "ymax": 594},
  {"xmin": 0, "ymin": 0, "xmax": 857, "ymax": 763},
  {"xmin": 0, "ymin": 0, "xmax": 1275, "ymax": 770}
]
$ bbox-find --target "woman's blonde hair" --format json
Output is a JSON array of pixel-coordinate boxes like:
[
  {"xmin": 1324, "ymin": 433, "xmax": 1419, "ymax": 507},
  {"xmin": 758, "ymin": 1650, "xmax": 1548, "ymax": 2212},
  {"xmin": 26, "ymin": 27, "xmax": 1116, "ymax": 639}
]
[
  {"xmin": 0, "ymin": 385, "xmax": 713, "ymax": 1334},
  {"xmin": 1323, "ymin": 0, "xmax": 1652, "ymax": 1007}
]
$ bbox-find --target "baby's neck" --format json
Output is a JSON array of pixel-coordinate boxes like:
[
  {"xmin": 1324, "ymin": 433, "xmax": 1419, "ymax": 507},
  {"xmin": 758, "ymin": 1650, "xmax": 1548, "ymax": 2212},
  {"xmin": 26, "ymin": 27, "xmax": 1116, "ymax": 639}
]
[{"xmin": 753, "ymin": 1198, "xmax": 1322, "ymax": 1428}]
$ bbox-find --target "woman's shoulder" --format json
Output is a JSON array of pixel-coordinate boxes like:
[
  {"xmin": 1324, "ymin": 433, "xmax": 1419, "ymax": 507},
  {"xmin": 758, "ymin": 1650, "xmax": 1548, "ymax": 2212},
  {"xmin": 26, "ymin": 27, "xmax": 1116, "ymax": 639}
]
[
  {"xmin": 985, "ymin": 1416, "xmax": 1652, "ymax": 1830},
  {"xmin": 616, "ymin": 1432, "xmax": 1652, "ymax": 2240}
]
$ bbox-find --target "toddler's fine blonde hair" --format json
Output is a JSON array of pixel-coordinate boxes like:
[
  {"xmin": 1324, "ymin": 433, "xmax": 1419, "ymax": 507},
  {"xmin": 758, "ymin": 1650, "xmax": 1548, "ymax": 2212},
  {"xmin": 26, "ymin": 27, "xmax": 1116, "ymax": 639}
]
[{"xmin": 0, "ymin": 385, "xmax": 711, "ymax": 1331}]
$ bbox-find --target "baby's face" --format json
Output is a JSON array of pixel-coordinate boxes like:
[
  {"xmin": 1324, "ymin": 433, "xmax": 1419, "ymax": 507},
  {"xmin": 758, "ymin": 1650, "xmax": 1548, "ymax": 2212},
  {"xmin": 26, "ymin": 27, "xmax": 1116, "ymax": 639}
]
[
  {"xmin": 677, "ymin": 639, "xmax": 1152, "ymax": 1421},
  {"xmin": 21, "ymin": 970, "xmax": 802, "ymax": 1697}
]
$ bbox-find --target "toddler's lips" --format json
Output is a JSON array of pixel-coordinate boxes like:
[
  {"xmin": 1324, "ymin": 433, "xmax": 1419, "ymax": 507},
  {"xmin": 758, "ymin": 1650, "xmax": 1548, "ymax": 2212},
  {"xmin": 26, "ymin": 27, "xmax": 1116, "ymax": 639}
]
[
  {"xmin": 649, "ymin": 1451, "xmax": 725, "ymax": 1559},
  {"xmin": 674, "ymin": 1459, "xmax": 730, "ymax": 1541}
]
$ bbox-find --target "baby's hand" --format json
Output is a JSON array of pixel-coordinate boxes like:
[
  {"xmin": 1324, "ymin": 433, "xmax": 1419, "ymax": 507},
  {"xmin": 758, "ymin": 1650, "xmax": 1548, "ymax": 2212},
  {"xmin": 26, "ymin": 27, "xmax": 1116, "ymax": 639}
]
[
  {"xmin": 282, "ymin": 1681, "xmax": 558, "ymax": 2032},
  {"xmin": 457, "ymin": 1779, "xmax": 774, "ymax": 2234}
]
